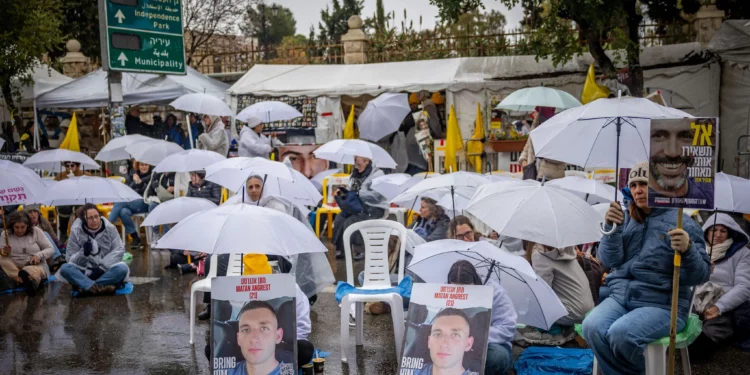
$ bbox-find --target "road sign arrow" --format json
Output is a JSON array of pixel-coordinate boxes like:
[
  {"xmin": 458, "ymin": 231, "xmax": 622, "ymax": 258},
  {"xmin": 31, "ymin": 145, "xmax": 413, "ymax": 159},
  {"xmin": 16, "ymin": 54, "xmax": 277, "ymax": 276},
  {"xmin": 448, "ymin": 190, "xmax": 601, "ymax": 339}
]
[
  {"xmin": 117, "ymin": 52, "xmax": 129, "ymax": 66},
  {"xmin": 115, "ymin": 10, "xmax": 126, "ymax": 24}
]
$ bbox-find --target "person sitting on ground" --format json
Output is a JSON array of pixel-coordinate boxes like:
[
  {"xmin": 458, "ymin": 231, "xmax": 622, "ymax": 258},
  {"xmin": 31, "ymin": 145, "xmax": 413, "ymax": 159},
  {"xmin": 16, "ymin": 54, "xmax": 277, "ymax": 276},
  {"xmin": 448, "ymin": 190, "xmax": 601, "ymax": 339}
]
[
  {"xmin": 24, "ymin": 204, "xmax": 65, "ymax": 268},
  {"xmin": 108, "ymin": 161, "xmax": 153, "ymax": 249},
  {"xmin": 332, "ymin": 156, "xmax": 387, "ymax": 260},
  {"xmin": 0, "ymin": 211, "xmax": 54, "ymax": 296},
  {"xmin": 523, "ymin": 241, "xmax": 594, "ymax": 345},
  {"xmin": 55, "ymin": 161, "xmax": 92, "ymax": 241},
  {"xmin": 186, "ymin": 171, "xmax": 222, "ymax": 205},
  {"xmin": 60, "ymin": 204, "xmax": 129, "ymax": 297},
  {"xmin": 411, "ymin": 197, "xmax": 450, "ymax": 242},
  {"xmin": 689, "ymin": 213, "xmax": 750, "ymax": 360},
  {"xmin": 581, "ymin": 162, "xmax": 710, "ymax": 375},
  {"xmin": 447, "ymin": 260, "xmax": 516, "ymax": 375}
]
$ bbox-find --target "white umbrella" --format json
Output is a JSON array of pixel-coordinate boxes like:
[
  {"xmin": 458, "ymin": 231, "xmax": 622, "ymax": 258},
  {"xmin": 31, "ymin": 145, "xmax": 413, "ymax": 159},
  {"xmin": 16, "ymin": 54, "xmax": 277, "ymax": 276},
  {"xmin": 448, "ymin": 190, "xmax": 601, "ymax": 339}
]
[
  {"xmin": 495, "ymin": 87, "xmax": 582, "ymax": 112},
  {"xmin": 169, "ymin": 93, "xmax": 233, "ymax": 117},
  {"xmin": 223, "ymin": 167, "xmax": 322, "ymax": 208},
  {"xmin": 0, "ymin": 138, "xmax": 4, "ymax": 150},
  {"xmin": 154, "ymin": 149, "xmax": 226, "ymax": 173},
  {"xmin": 95, "ymin": 134, "xmax": 154, "ymax": 162},
  {"xmin": 23, "ymin": 149, "xmax": 100, "ymax": 173},
  {"xmin": 437, "ymin": 192, "xmax": 472, "ymax": 219},
  {"xmin": 714, "ymin": 172, "xmax": 750, "ymax": 214},
  {"xmin": 204, "ymin": 157, "xmax": 294, "ymax": 196},
  {"xmin": 546, "ymin": 176, "xmax": 616, "ymax": 204},
  {"xmin": 408, "ymin": 240, "xmax": 568, "ymax": 330},
  {"xmin": 530, "ymin": 96, "xmax": 692, "ymax": 201},
  {"xmin": 125, "ymin": 139, "xmax": 184, "ymax": 166},
  {"xmin": 141, "ymin": 197, "xmax": 217, "ymax": 227},
  {"xmin": 40, "ymin": 176, "xmax": 142, "ymax": 205},
  {"xmin": 393, "ymin": 172, "xmax": 488, "ymax": 212},
  {"xmin": 466, "ymin": 181, "xmax": 603, "ymax": 248},
  {"xmin": 358, "ymin": 93, "xmax": 411, "ymax": 141},
  {"xmin": 0, "ymin": 160, "xmax": 48, "ymax": 205},
  {"xmin": 313, "ymin": 139, "xmax": 397, "ymax": 169},
  {"xmin": 311, "ymin": 168, "xmax": 340, "ymax": 192},
  {"xmin": 153, "ymin": 203, "xmax": 328, "ymax": 256},
  {"xmin": 236, "ymin": 101, "xmax": 302, "ymax": 124},
  {"xmin": 371, "ymin": 173, "xmax": 411, "ymax": 200}
]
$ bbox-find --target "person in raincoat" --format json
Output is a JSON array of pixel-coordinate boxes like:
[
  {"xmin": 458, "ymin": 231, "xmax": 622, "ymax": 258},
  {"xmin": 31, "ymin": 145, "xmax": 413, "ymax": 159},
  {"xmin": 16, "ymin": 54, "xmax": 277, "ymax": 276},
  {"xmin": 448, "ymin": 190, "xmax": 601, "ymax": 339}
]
[
  {"xmin": 331, "ymin": 156, "xmax": 388, "ymax": 260},
  {"xmin": 238, "ymin": 119, "xmax": 283, "ymax": 158},
  {"xmin": 689, "ymin": 213, "xmax": 750, "ymax": 359},
  {"xmin": 582, "ymin": 161, "xmax": 711, "ymax": 375},
  {"xmin": 0, "ymin": 211, "xmax": 54, "ymax": 296},
  {"xmin": 198, "ymin": 115, "xmax": 229, "ymax": 157}
]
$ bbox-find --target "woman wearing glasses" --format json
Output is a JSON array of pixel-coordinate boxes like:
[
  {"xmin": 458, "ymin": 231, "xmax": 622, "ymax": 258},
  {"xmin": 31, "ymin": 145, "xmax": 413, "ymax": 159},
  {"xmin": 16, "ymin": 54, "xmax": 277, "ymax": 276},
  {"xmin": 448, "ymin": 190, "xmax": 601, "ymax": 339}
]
[{"xmin": 59, "ymin": 204, "xmax": 128, "ymax": 297}]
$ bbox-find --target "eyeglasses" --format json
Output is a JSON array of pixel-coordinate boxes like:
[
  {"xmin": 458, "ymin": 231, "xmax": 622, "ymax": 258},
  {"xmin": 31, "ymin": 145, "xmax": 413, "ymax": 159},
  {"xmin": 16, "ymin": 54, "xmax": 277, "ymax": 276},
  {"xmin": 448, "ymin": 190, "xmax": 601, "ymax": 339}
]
[
  {"xmin": 454, "ymin": 231, "xmax": 474, "ymax": 241},
  {"xmin": 64, "ymin": 163, "xmax": 77, "ymax": 167},
  {"xmin": 85, "ymin": 215, "xmax": 100, "ymax": 221}
]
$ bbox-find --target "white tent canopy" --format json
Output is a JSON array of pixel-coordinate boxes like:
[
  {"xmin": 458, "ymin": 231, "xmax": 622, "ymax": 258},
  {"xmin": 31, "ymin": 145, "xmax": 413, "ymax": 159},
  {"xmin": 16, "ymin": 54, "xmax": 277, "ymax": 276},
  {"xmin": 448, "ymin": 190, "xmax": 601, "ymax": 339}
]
[
  {"xmin": 36, "ymin": 66, "xmax": 229, "ymax": 109},
  {"xmin": 9, "ymin": 64, "xmax": 74, "ymax": 107}
]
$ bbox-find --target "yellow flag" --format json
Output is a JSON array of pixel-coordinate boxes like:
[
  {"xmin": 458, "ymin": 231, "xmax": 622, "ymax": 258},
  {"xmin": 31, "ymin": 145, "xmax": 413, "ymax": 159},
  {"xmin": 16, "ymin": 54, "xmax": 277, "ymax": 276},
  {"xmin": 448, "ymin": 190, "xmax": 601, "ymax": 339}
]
[
  {"xmin": 467, "ymin": 103, "xmax": 485, "ymax": 173},
  {"xmin": 60, "ymin": 113, "xmax": 80, "ymax": 152},
  {"xmin": 581, "ymin": 63, "xmax": 610, "ymax": 104},
  {"xmin": 443, "ymin": 105, "xmax": 463, "ymax": 173},
  {"xmin": 343, "ymin": 105, "xmax": 358, "ymax": 139}
]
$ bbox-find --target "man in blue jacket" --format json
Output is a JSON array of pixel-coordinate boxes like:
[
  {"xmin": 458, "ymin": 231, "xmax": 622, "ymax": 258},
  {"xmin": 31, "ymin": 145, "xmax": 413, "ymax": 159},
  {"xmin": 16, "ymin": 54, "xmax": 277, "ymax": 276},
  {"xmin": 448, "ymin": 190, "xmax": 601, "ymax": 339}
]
[{"xmin": 582, "ymin": 161, "xmax": 710, "ymax": 375}]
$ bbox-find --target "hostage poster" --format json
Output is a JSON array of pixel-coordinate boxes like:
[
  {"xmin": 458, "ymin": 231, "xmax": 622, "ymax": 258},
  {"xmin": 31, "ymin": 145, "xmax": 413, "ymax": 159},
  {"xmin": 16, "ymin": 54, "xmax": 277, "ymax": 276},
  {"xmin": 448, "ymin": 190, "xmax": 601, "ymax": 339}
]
[
  {"xmin": 648, "ymin": 118, "xmax": 718, "ymax": 210},
  {"xmin": 399, "ymin": 283, "xmax": 493, "ymax": 375},
  {"xmin": 211, "ymin": 274, "xmax": 297, "ymax": 375}
]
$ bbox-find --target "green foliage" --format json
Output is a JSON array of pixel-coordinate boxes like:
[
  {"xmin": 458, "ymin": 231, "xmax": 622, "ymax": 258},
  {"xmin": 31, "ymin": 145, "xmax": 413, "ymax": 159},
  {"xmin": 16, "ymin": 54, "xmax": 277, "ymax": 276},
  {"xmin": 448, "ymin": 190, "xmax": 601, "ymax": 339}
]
[
  {"xmin": 429, "ymin": 0, "xmax": 485, "ymax": 23},
  {"xmin": 241, "ymin": 2, "xmax": 297, "ymax": 46},
  {"xmin": 376, "ymin": 0, "xmax": 387, "ymax": 34},
  {"xmin": 317, "ymin": 0, "xmax": 364, "ymax": 43},
  {"xmin": 0, "ymin": 0, "xmax": 63, "ymax": 111},
  {"xmin": 48, "ymin": 0, "xmax": 100, "ymax": 61}
]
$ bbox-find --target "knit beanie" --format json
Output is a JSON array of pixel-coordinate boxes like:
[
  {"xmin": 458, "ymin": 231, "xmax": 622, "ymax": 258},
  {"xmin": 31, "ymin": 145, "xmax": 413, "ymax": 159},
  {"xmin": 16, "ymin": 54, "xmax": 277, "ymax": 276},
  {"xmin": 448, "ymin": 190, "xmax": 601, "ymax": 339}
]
[{"xmin": 628, "ymin": 161, "xmax": 649, "ymax": 186}]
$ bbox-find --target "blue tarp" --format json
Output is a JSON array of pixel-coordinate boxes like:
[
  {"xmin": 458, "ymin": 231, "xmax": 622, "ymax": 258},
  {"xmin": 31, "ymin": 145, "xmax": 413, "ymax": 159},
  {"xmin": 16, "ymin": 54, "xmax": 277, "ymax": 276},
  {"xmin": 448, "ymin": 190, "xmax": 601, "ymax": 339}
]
[
  {"xmin": 335, "ymin": 276, "xmax": 412, "ymax": 304},
  {"xmin": 515, "ymin": 346, "xmax": 594, "ymax": 375}
]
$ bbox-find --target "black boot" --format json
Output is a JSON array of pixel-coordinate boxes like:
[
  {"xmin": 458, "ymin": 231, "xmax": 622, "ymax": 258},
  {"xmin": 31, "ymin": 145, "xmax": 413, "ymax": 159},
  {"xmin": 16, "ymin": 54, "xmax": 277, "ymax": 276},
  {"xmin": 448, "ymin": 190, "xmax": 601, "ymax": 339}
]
[
  {"xmin": 178, "ymin": 264, "xmax": 195, "ymax": 275},
  {"xmin": 130, "ymin": 233, "xmax": 141, "ymax": 249},
  {"xmin": 198, "ymin": 306, "xmax": 210, "ymax": 320}
]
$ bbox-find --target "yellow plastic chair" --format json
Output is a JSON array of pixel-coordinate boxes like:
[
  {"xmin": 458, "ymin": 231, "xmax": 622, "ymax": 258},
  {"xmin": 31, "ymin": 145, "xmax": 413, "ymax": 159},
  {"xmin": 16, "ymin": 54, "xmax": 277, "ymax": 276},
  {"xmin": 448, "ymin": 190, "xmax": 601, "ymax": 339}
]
[
  {"xmin": 107, "ymin": 175, "xmax": 126, "ymax": 184},
  {"xmin": 315, "ymin": 174, "xmax": 348, "ymax": 239}
]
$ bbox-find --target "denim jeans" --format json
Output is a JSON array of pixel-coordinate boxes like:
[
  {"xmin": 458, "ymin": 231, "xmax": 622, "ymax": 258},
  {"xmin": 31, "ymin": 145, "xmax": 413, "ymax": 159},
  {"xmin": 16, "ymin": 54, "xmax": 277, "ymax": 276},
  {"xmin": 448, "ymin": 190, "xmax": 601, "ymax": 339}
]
[
  {"xmin": 43, "ymin": 232, "xmax": 62, "ymax": 259},
  {"xmin": 60, "ymin": 263, "xmax": 128, "ymax": 291},
  {"xmin": 485, "ymin": 343, "xmax": 512, "ymax": 375},
  {"xmin": 108, "ymin": 200, "xmax": 149, "ymax": 234},
  {"xmin": 582, "ymin": 297, "xmax": 686, "ymax": 375}
]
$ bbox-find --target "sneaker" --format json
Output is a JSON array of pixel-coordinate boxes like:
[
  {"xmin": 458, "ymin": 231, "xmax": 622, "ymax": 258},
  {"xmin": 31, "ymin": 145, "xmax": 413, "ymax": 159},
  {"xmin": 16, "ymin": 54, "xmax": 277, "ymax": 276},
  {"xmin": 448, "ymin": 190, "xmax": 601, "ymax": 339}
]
[
  {"xmin": 198, "ymin": 307, "xmax": 211, "ymax": 321},
  {"xmin": 178, "ymin": 264, "xmax": 195, "ymax": 275},
  {"xmin": 130, "ymin": 236, "xmax": 141, "ymax": 249},
  {"xmin": 335, "ymin": 250, "xmax": 344, "ymax": 259},
  {"xmin": 92, "ymin": 284, "xmax": 117, "ymax": 296},
  {"xmin": 352, "ymin": 252, "xmax": 364, "ymax": 261},
  {"xmin": 18, "ymin": 270, "xmax": 39, "ymax": 297}
]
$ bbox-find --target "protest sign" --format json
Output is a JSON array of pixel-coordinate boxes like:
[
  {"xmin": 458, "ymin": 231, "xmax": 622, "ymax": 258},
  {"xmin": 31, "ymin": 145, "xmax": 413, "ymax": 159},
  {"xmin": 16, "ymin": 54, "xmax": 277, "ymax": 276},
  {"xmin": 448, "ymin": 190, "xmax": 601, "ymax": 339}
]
[
  {"xmin": 211, "ymin": 274, "xmax": 297, "ymax": 375},
  {"xmin": 648, "ymin": 118, "xmax": 718, "ymax": 210},
  {"xmin": 399, "ymin": 283, "xmax": 493, "ymax": 375}
]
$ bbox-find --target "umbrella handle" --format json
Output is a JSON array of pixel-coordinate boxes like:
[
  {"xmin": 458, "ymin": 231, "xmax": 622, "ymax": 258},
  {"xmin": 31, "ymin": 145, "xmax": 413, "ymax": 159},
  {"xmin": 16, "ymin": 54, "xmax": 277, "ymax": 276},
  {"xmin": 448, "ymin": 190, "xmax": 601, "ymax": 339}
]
[{"xmin": 599, "ymin": 221, "xmax": 617, "ymax": 235}]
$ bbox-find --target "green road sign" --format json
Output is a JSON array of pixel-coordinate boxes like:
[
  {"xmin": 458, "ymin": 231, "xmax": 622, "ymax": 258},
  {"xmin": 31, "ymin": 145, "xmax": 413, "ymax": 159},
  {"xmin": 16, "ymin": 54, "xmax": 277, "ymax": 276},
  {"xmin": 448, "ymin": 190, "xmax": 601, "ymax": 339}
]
[{"xmin": 100, "ymin": 0, "xmax": 186, "ymax": 75}]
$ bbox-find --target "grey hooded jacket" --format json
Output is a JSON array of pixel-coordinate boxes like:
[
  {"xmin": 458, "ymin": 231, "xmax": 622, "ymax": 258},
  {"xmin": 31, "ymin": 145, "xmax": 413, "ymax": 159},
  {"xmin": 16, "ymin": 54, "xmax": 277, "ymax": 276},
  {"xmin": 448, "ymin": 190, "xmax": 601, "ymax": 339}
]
[
  {"xmin": 703, "ymin": 213, "xmax": 750, "ymax": 314},
  {"xmin": 66, "ymin": 217, "xmax": 127, "ymax": 275},
  {"xmin": 532, "ymin": 244, "xmax": 595, "ymax": 325}
]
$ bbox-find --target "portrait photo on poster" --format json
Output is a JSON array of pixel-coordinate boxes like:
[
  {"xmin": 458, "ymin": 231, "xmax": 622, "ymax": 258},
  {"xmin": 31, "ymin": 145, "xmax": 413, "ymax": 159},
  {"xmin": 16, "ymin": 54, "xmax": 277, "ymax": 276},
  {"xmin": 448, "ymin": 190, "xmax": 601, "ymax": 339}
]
[
  {"xmin": 399, "ymin": 283, "xmax": 493, "ymax": 375},
  {"xmin": 648, "ymin": 117, "xmax": 718, "ymax": 210},
  {"xmin": 211, "ymin": 275, "xmax": 297, "ymax": 375},
  {"xmin": 278, "ymin": 145, "xmax": 332, "ymax": 179}
]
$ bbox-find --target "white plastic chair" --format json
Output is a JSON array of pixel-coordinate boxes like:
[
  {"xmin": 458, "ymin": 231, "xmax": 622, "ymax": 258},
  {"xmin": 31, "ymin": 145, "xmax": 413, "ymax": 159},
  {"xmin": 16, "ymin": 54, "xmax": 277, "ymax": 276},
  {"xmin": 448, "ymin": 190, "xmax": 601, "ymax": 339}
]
[
  {"xmin": 190, "ymin": 253, "xmax": 217, "ymax": 345},
  {"xmin": 119, "ymin": 213, "xmax": 148, "ymax": 244},
  {"xmin": 340, "ymin": 220, "xmax": 407, "ymax": 363},
  {"xmin": 226, "ymin": 253, "xmax": 244, "ymax": 276},
  {"xmin": 386, "ymin": 207, "xmax": 407, "ymax": 226}
]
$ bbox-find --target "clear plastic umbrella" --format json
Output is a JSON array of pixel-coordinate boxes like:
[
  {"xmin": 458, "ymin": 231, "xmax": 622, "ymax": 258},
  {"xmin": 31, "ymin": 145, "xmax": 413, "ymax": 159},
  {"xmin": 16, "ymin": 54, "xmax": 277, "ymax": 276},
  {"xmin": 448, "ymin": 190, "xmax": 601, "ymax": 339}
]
[
  {"xmin": 408, "ymin": 239, "xmax": 568, "ymax": 330},
  {"xmin": 154, "ymin": 149, "xmax": 226, "ymax": 173},
  {"xmin": 140, "ymin": 197, "xmax": 217, "ymax": 227},
  {"xmin": 153, "ymin": 203, "xmax": 328, "ymax": 256},
  {"xmin": 23, "ymin": 149, "xmax": 100, "ymax": 173},
  {"xmin": 358, "ymin": 93, "xmax": 411, "ymax": 141}
]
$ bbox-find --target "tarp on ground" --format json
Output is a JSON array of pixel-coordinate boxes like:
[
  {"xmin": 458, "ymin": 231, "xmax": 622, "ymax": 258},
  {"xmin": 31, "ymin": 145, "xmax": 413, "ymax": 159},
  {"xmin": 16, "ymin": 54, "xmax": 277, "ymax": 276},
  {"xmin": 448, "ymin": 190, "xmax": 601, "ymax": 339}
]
[
  {"xmin": 708, "ymin": 20, "xmax": 750, "ymax": 178},
  {"xmin": 36, "ymin": 66, "xmax": 229, "ymax": 109}
]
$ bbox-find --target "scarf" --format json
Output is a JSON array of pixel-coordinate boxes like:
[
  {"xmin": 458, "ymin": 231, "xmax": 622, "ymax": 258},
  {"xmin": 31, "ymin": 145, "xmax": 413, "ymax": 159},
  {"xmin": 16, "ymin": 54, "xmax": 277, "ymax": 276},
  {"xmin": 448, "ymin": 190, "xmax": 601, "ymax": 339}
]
[
  {"xmin": 709, "ymin": 239, "xmax": 734, "ymax": 263},
  {"xmin": 349, "ymin": 164, "xmax": 373, "ymax": 192}
]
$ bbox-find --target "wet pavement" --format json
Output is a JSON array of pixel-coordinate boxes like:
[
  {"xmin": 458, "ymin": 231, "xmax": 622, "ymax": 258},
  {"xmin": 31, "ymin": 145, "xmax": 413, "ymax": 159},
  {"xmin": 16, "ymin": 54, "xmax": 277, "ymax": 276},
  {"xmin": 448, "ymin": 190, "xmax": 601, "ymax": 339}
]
[{"xmin": 1, "ymin": 247, "xmax": 749, "ymax": 374}]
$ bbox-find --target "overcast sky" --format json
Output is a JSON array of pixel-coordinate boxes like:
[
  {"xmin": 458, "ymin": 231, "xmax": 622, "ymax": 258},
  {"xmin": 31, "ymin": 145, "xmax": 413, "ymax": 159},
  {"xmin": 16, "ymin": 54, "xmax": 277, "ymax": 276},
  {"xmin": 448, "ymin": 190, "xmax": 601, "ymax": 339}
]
[{"xmin": 271, "ymin": 0, "xmax": 524, "ymax": 35}]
